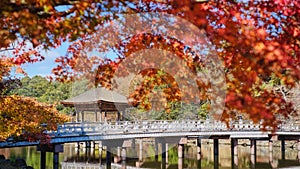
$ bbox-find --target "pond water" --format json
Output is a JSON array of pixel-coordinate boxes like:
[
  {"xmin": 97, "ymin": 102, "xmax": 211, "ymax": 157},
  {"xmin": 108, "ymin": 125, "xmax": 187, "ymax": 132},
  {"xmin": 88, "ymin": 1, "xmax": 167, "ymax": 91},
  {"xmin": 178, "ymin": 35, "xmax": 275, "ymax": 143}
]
[{"xmin": 1, "ymin": 139, "xmax": 300, "ymax": 169}]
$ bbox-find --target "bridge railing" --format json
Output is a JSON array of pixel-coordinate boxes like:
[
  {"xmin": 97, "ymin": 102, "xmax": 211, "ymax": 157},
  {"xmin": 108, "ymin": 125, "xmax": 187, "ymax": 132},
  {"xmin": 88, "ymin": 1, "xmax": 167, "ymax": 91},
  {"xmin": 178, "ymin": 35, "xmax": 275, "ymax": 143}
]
[
  {"xmin": 278, "ymin": 120, "xmax": 300, "ymax": 131},
  {"xmin": 46, "ymin": 120, "xmax": 300, "ymax": 137}
]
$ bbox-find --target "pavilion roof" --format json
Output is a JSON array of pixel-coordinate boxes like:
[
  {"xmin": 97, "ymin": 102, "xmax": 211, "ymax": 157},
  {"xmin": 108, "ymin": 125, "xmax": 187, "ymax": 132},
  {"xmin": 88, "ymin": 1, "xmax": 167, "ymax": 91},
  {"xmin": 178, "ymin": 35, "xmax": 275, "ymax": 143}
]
[{"xmin": 61, "ymin": 87, "xmax": 128, "ymax": 106}]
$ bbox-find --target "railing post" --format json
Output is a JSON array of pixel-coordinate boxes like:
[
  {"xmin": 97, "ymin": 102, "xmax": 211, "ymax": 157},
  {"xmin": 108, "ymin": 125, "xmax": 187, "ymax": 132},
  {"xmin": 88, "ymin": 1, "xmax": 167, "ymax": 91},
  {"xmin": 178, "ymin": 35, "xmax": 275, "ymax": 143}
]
[
  {"xmin": 139, "ymin": 139, "xmax": 143, "ymax": 162},
  {"xmin": 197, "ymin": 137, "xmax": 201, "ymax": 160},
  {"xmin": 250, "ymin": 139, "xmax": 256, "ymax": 155},
  {"xmin": 75, "ymin": 142, "xmax": 80, "ymax": 149},
  {"xmin": 250, "ymin": 139, "xmax": 256, "ymax": 169},
  {"xmin": 297, "ymin": 139, "xmax": 300, "ymax": 162},
  {"xmin": 155, "ymin": 139, "xmax": 159, "ymax": 162},
  {"xmin": 115, "ymin": 146, "xmax": 122, "ymax": 163},
  {"xmin": 40, "ymin": 151, "xmax": 46, "ymax": 169},
  {"xmin": 106, "ymin": 146, "xmax": 112, "ymax": 169},
  {"xmin": 213, "ymin": 139, "xmax": 219, "ymax": 169},
  {"xmin": 53, "ymin": 152, "xmax": 59, "ymax": 169},
  {"xmin": 231, "ymin": 138, "xmax": 238, "ymax": 169},
  {"xmin": 86, "ymin": 141, "xmax": 91, "ymax": 148},
  {"xmin": 281, "ymin": 139, "xmax": 285, "ymax": 160},
  {"xmin": 178, "ymin": 144, "xmax": 184, "ymax": 158},
  {"xmin": 166, "ymin": 143, "xmax": 169, "ymax": 165},
  {"xmin": 178, "ymin": 155, "xmax": 183, "ymax": 169},
  {"xmin": 269, "ymin": 140, "xmax": 273, "ymax": 152},
  {"xmin": 54, "ymin": 144, "xmax": 63, "ymax": 169},
  {"xmin": 121, "ymin": 147, "xmax": 127, "ymax": 161},
  {"xmin": 214, "ymin": 139, "xmax": 219, "ymax": 156},
  {"xmin": 99, "ymin": 143, "xmax": 103, "ymax": 165},
  {"xmin": 161, "ymin": 139, "xmax": 166, "ymax": 169}
]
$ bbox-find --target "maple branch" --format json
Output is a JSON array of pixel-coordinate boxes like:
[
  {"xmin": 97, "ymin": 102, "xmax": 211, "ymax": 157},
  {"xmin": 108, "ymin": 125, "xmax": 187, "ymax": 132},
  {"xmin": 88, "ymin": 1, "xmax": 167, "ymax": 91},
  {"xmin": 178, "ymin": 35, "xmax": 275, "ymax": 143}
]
[
  {"xmin": 55, "ymin": 7, "xmax": 77, "ymax": 18},
  {"xmin": 53, "ymin": 0, "xmax": 80, "ymax": 6},
  {"xmin": 279, "ymin": 86, "xmax": 287, "ymax": 101},
  {"xmin": 0, "ymin": 0, "xmax": 80, "ymax": 18},
  {"xmin": 0, "ymin": 1, "xmax": 43, "ymax": 14},
  {"xmin": 0, "ymin": 48, "xmax": 15, "ymax": 52}
]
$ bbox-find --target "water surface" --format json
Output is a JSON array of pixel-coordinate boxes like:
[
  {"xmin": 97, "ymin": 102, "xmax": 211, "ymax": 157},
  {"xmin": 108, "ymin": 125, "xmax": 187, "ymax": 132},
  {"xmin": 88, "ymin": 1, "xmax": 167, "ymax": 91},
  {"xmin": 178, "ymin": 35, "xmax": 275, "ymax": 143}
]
[{"xmin": 1, "ymin": 140, "xmax": 300, "ymax": 169}]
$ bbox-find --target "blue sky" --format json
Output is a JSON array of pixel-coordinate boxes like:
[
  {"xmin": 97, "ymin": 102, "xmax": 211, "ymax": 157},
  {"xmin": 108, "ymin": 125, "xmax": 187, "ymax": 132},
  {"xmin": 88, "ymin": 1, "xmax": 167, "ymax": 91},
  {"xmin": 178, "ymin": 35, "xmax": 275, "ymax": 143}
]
[
  {"xmin": 18, "ymin": 42, "xmax": 69, "ymax": 78},
  {"xmin": 22, "ymin": 50, "xmax": 60, "ymax": 77}
]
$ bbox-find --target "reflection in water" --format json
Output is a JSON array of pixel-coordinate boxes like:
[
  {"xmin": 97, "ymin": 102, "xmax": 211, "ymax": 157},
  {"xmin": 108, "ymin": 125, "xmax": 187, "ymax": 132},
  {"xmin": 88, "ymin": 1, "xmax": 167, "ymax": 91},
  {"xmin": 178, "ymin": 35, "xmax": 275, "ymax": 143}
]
[{"xmin": 0, "ymin": 140, "xmax": 300, "ymax": 169}]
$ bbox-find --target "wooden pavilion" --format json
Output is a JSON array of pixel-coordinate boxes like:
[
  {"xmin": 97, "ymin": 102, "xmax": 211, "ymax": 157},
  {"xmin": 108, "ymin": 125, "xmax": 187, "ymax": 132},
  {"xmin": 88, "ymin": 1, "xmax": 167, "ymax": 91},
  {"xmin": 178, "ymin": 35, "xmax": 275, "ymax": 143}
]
[{"xmin": 61, "ymin": 87, "xmax": 129, "ymax": 122}]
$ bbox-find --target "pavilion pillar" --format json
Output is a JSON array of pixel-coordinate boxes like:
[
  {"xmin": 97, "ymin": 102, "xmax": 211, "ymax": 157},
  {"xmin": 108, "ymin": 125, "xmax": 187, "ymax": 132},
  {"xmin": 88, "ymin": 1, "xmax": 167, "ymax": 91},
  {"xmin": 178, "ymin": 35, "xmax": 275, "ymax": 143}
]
[
  {"xmin": 100, "ymin": 110, "xmax": 102, "ymax": 122},
  {"xmin": 120, "ymin": 111, "xmax": 123, "ymax": 121},
  {"xmin": 117, "ymin": 111, "xmax": 121, "ymax": 122},
  {"xmin": 95, "ymin": 111, "xmax": 98, "ymax": 122},
  {"xmin": 104, "ymin": 111, "xmax": 107, "ymax": 122},
  {"xmin": 75, "ymin": 111, "xmax": 79, "ymax": 122},
  {"xmin": 81, "ymin": 111, "xmax": 84, "ymax": 122},
  {"xmin": 123, "ymin": 110, "xmax": 126, "ymax": 121}
]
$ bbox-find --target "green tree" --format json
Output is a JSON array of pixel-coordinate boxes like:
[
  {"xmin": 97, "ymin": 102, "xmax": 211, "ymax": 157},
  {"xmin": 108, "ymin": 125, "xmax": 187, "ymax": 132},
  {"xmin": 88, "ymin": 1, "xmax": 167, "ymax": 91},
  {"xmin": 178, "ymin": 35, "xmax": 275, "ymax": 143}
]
[{"xmin": 12, "ymin": 76, "xmax": 50, "ymax": 98}]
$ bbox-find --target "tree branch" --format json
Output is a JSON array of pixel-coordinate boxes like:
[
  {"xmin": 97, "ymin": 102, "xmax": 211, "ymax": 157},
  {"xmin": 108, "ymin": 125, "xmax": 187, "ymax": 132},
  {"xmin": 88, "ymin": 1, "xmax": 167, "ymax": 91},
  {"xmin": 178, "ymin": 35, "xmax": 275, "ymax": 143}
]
[{"xmin": 0, "ymin": 48, "xmax": 15, "ymax": 52}]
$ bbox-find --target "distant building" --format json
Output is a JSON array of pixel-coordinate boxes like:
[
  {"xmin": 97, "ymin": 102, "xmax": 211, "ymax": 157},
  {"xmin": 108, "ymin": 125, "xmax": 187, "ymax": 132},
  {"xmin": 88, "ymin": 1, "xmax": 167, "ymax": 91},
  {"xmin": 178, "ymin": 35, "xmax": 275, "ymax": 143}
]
[{"xmin": 61, "ymin": 87, "xmax": 129, "ymax": 122}]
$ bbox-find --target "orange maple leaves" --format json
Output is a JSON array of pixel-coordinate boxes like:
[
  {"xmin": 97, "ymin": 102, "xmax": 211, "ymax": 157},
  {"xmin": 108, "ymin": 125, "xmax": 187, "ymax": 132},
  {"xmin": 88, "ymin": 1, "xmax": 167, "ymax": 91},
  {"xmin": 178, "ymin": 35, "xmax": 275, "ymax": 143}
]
[
  {"xmin": 0, "ymin": 0, "xmax": 299, "ymax": 130},
  {"xmin": 0, "ymin": 95, "xmax": 69, "ymax": 141}
]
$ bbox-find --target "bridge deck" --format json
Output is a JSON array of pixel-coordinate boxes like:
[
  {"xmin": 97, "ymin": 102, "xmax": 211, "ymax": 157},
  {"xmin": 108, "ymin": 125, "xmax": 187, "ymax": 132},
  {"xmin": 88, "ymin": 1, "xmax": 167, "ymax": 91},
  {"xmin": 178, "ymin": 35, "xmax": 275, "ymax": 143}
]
[
  {"xmin": 61, "ymin": 162, "xmax": 146, "ymax": 169},
  {"xmin": 1, "ymin": 120, "xmax": 300, "ymax": 148}
]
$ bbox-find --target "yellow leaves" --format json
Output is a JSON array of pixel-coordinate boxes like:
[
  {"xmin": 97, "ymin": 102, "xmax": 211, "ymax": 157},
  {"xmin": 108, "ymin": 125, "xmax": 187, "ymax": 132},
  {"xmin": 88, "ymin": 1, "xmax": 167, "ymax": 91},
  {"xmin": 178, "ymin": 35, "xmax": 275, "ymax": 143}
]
[
  {"xmin": 254, "ymin": 42, "xmax": 266, "ymax": 53},
  {"xmin": 19, "ymin": 27, "xmax": 26, "ymax": 36},
  {"xmin": 0, "ymin": 95, "xmax": 69, "ymax": 141},
  {"xmin": 0, "ymin": 57, "xmax": 13, "ymax": 81}
]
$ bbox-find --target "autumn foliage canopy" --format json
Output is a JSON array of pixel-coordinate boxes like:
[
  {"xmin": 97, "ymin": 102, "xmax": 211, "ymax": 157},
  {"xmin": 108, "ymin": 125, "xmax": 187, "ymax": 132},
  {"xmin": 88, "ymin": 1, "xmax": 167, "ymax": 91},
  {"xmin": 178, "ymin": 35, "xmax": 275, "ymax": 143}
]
[
  {"xmin": 0, "ymin": 0, "xmax": 299, "ymax": 132},
  {"xmin": 0, "ymin": 95, "xmax": 69, "ymax": 141}
]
